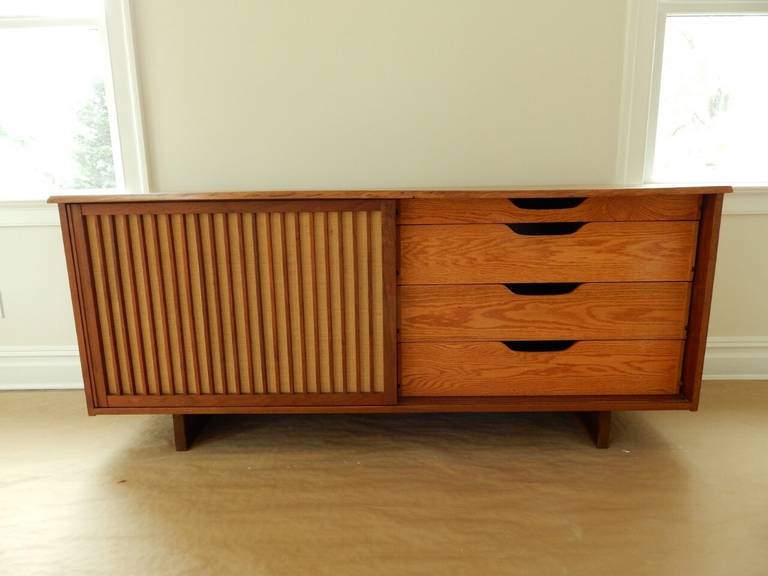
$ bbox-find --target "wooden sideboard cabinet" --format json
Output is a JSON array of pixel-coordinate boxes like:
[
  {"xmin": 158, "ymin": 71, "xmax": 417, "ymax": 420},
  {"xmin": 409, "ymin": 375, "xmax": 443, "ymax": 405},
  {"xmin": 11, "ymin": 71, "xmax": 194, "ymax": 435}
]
[{"xmin": 50, "ymin": 186, "xmax": 729, "ymax": 450}]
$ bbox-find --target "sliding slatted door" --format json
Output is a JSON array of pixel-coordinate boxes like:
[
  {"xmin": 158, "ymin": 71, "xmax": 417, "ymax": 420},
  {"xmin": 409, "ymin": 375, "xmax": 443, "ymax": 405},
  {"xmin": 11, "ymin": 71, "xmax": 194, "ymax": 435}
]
[{"xmin": 66, "ymin": 200, "xmax": 396, "ymax": 409}]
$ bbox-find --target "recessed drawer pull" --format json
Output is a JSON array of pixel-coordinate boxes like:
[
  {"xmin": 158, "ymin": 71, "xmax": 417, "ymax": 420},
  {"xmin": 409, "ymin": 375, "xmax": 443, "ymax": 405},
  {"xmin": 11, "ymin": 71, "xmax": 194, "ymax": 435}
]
[
  {"xmin": 506, "ymin": 222, "xmax": 585, "ymax": 236},
  {"xmin": 502, "ymin": 340, "xmax": 576, "ymax": 352},
  {"xmin": 509, "ymin": 197, "xmax": 586, "ymax": 210},
  {"xmin": 504, "ymin": 283, "xmax": 582, "ymax": 295}
]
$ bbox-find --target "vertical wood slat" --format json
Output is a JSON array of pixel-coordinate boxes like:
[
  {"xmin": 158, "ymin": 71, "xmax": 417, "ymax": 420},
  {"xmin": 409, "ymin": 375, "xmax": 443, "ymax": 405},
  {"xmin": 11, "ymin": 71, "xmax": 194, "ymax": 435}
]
[
  {"xmin": 277, "ymin": 213, "xmax": 295, "ymax": 393},
  {"xmin": 214, "ymin": 213, "xmax": 239, "ymax": 394},
  {"xmin": 173, "ymin": 214, "xmax": 199, "ymax": 394},
  {"xmin": 328, "ymin": 212, "xmax": 346, "ymax": 393},
  {"xmin": 79, "ymin": 204, "xmax": 390, "ymax": 401},
  {"xmin": 316, "ymin": 212, "xmax": 333, "ymax": 393},
  {"xmin": 244, "ymin": 213, "xmax": 268, "ymax": 393},
  {"xmin": 101, "ymin": 215, "xmax": 134, "ymax": 395},
  {"xmin": 301, "ymin": 212, "xmax": 321, "ymax": 393},
  {"xmin": 186, "ymin": 215, "xmax": 213, "ymax": 394},
  {"xmin": 130, "ymin": 215, "xmax": 160, "ymax": 395},
  {"xmin": 230, "ymin": 213, "xmax": 253, "ymax": 393},
  {"xmin": 200, "ymin": 214, "xmax": 226, "ymax": 394},
  {"xmin": 365, "ymin": 212, "xmax": 375, "ymax": 393},
  {"xmin": 145, "ymin": 215, "xmax": 174, "ymax": 394},
  {"xmin": 345, "ymin": 211, "xmax": 360, "ymax": 393},
  {"xmin": 271, "ymin": 213, "xmax": 293, "ymax": 393},
  {"xmin": 357, "ymin": 211, "xmax": 371, "ymax": 393},
  {"xmin": 85, "ymin": 216, "xmax": 120, "ymax": 395},
  {"xmin": 158, "ymin": 214, "xmax": 187, "ymax": 395},
  {"xmin": 115, "ymin": 215, "xmax": 147, "ymax": 394},
  {"xmin": 287, "ymin": 213, "xmax": 307, "ymax": 393},
  {"xmin": 371, "ymin": 209, "xmax": 385, "ymax": 393},
  {"xmin": 257, "ymin": 212, "xmax": 279, "ymax": 393}
]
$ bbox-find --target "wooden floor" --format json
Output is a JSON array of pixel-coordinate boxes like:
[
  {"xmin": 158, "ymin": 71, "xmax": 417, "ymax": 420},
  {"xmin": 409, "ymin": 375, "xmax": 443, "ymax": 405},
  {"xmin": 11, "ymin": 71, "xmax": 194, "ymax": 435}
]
[{"xmin": 1, "ymin": 381, "xmax": 766, "ymax": 575}]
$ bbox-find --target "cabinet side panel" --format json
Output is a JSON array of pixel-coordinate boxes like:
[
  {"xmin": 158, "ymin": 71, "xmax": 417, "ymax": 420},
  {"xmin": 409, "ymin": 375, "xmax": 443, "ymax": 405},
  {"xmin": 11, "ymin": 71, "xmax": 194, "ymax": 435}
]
[
  {"xmin": 69, "ymin": 205, "xmax": 109, "ymax": 408},
  {"xmin": 682, "ymin": 194, "xmax": 724, "ymax": 408},
  {"xmin": 59, "ymin": 205, "xmax": 98, "ymax": 412}
]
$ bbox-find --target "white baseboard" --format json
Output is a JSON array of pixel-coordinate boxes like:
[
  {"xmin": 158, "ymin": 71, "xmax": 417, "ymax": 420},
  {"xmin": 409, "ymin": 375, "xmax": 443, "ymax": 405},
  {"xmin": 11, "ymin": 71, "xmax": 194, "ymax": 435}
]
[
  {"xmin": 1, "ymin": 338, "xmax": 766, "ymax": 391},
  {"xmin": 0, "ymin": 346, "xmax": 83, "ymax": 390},
  {"xmin": 702, "ymin": 337, "xmax": 768, "ymax": 381}
]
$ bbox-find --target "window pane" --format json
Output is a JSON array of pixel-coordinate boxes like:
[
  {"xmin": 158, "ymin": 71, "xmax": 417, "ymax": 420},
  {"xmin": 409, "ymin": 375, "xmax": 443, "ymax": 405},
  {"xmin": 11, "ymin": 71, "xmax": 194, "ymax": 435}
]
[
  {"xmin": 0, "ymin": 25, "xmax": 116, "ymax": 199},
  {"xmin": 652, "ymin": 15, "xmax": 768, "ymax": 184},
  {"xmin": 0, "ymin": 0, "xmax": 100, "ymax": 18}
]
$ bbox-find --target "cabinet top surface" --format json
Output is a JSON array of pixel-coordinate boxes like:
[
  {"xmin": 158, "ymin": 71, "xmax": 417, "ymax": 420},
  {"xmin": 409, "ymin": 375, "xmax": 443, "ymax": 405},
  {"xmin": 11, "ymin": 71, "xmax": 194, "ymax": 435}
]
[{"xmin": 48, "ymin": 185, "xmax": 731, "ymax": 204}]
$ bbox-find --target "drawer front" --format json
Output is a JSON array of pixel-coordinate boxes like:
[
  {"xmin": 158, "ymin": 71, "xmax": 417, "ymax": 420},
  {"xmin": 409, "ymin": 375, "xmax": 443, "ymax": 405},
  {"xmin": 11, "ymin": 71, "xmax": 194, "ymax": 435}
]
[
  {"xmin": 399, "ymin": 195, "xmax": 701, "ymax": 224},
  {"xmin": 399, "ymin": 222, "xmax": 698, "ymax": 284},
  {"xmin": 400, "ymin": 341, "xmax": 684, "ymax": 396},
  {"xmin": 399, "ymin": 282, "xmax": 691, "ymax": 341}
]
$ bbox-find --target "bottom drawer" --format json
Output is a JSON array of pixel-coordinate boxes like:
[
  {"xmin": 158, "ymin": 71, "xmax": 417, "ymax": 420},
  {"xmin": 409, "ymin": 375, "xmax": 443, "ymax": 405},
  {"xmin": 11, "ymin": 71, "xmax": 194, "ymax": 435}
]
[{"xmin": 400, "ymin": 340, "xmax": 684, "ymax": 397}]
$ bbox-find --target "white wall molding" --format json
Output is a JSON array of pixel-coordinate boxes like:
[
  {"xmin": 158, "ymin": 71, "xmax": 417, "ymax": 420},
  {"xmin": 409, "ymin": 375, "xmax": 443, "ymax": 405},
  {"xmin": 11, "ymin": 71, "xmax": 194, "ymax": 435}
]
[
  {"xmin": 0, "ymin": 340, "xmax": 765, "ymax": 391},
  {"xmin": 0, "ymin": 203, "xmax": 60, "ymax": 227},
  {"xmin": 103, "ymin": 0, "xmax": 150, "ymax": 195},
  {"xmin": 0, "ymin": 346, "xmax": 82, "ymax": 390},
  {"xmin": 615, "ymin": 0, "xmax": 658, "ymax": 186},
  {"xmin": 702, "ymin": 337, "xmax": 768, "ymax": 380},
  {"xmin": 723, "ymin": 188, "xmax": 768, "ymax": 215}
]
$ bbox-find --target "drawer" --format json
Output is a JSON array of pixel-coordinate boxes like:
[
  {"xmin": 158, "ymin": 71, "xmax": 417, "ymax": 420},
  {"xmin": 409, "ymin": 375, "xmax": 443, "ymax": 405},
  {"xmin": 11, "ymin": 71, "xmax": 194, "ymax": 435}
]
[
  {"xmin": 399, "ymin": 282, "xmax": 691, "ymax": 341},
  {"xmin": 398, "ymin": 222, "xmax": 698, "ymax": 284},
  {"xmin": 399, "ymin": 195, "xmax": 701, "ymax": 224},
  {"xmin": 400, "ymin": 340, "xmax": 684, "ymax": 396}
]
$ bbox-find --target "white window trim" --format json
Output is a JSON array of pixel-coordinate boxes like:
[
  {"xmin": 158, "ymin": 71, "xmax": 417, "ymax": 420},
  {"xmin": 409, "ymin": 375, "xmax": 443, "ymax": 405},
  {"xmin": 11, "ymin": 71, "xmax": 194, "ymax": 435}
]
[
  {"xmin": 103, "ymin": 0, "xmax": 148, "ymax": 197},
  {"xmin": 617, "ymin": 0, "xmax": 768, "ymax": 214},
  {"xmin": 0, "ymin": 0, "xmax": 148, "ymax": 227}
]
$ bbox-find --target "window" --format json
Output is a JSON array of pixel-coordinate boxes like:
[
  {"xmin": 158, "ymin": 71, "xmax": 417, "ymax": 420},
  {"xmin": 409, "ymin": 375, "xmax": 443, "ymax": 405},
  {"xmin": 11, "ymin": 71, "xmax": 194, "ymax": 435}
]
[
  {"xmin": 620, "ymin": 1, "xmax": 768, "ymax": 212},
  {"xmin": 651, "ymin": 13, "xmax": 768, "ymax": 184},
  {"xmin": 0, "ymin": 0, "xmax": 145, "ymax": 201}
]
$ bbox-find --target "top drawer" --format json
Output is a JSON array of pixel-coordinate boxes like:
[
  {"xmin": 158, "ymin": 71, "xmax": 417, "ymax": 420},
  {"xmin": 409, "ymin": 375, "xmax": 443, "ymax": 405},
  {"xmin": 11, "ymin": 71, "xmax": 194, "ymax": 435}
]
[{"xmin": 398, "ymin": 195, "xmax": 701, "ymax": 224}]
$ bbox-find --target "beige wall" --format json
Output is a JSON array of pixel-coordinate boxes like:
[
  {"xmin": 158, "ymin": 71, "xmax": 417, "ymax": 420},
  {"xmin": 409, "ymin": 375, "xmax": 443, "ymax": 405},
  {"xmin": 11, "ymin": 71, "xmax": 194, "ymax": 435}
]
[
  {"xmin": 132, "ymin": 0, "xmax": 626, "ymax": 191},
  {"xmin": 710, "ymin": 216, "xmax": 768, "ymax": 337},
  {"xmin": 0, "ymin": 0, "xmax": 765, "ymax": 377},
  {"xmin": 0, "ymin": 226, "xmax": 75, "ymax": 346}
]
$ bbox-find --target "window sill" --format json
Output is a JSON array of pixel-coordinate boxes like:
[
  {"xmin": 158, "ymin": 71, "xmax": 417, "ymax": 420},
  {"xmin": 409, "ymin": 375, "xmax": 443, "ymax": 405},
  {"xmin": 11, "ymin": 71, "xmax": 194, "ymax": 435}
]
[
  {"xmin": 642, "ymin": 183, "xmax": 768, "ymax": 215},
  {"xmin": 0, "ymin": 188, "xmax": 132, "ymax": 227},
  {"xmin": 723, "ymin": 186, "xmax": 768, "ymax": 215},
  {"xmin": 0, "ymin": 202, "xmax": 60, "ymax": 227}
]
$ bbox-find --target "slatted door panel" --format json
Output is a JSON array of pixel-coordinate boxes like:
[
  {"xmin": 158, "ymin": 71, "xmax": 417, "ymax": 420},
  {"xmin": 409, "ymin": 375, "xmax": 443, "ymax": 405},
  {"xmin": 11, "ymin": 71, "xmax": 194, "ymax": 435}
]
[{"xmin": 70, "ymin": 200, "xmax": 396, "ymax": 408}]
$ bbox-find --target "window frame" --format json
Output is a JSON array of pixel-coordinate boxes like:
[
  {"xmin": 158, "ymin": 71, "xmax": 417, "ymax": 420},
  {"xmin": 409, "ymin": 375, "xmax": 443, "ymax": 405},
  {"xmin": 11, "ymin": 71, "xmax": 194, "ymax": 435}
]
[
  {"xmin": 0, "ymin": 0, "xmax": 147, "ymax": 225},
  {"xmin": 618, "ymin": 0, "xmax": 768, "ymax": 214}
]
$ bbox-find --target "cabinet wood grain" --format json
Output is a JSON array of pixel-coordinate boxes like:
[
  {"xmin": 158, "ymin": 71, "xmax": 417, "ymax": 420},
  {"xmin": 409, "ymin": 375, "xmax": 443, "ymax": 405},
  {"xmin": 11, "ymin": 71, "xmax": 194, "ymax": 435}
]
[
  {"xmin": 399, "ymin": 282, "xmax": 691, "ymax": 341},
  {"xmin": 399, "ymin": 195, "xmax": 701, "ymax": 224},
  {"xmin": 400, "ymin": 340, "xmax": 685, "ymax": 397},
  {"xmin": 399, "ymin": 222, "xmax": 698, "ymax": 284},
  {"xmin": 53, "ymin": 188, "xmax": 729, "ymax": 450},
  {"xmin": 49, "ymin": 185, "xmax": 729, "ymax": 204},
  {"xmin": 70, "ymin": 200, "xmax": 397, "ymax": 407}
]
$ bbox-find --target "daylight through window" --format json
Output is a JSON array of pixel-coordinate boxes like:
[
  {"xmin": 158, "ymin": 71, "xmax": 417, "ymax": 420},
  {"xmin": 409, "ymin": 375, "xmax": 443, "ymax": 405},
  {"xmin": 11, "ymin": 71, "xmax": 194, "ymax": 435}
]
[
  {"xmin": 0, "ymin": 1, "xmax": 119, "ymax": 200},
  {"xmin": 652, "ymin": 14, "xmax": 768, "ymax": 184}
]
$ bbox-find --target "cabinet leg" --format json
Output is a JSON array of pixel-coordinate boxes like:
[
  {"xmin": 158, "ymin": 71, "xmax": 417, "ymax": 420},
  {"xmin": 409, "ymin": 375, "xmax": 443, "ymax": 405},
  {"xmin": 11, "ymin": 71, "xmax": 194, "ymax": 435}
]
[
  {"xmin": 172, "ymin": 414, "xmax": 210, "ymax": 451},
  {"xmin": 578, "ymin": 411, "xmax": 611, "ymax": 449}
]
